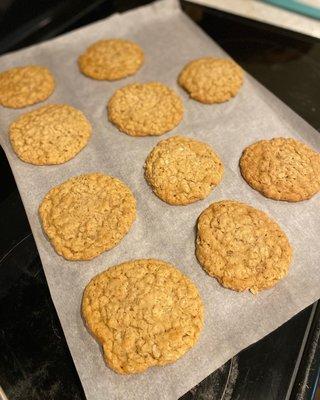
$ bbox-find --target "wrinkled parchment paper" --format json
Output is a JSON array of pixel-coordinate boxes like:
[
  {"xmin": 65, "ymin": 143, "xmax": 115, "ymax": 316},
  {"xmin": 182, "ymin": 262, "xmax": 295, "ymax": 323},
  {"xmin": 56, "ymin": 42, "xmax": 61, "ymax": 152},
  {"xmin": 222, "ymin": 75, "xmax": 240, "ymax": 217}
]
[{"xmin": 0, "ymin": 1, "xmax": 319, "ymax": 399}]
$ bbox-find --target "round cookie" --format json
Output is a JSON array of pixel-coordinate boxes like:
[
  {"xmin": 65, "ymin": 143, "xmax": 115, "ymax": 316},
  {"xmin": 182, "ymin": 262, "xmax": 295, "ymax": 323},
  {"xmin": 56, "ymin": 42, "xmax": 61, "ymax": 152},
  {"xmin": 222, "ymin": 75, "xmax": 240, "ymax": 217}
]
[
  {"xmin": 108, "ymin": 82, "xmax": 184, "ymax": 137},
  {"xmin": 0, "ymin": 65, "xmax": 55, "ymax": 108},
  {"xmin": 145, "ymin": 135, "xmax": 224, "ymax": 205},
  {"xmin": 196, "ymin": 200, "xmax": 292, "ymax": 293},
  {"xmin": 39, "ymin": 173, "xmax": 136, "ymax": 260},
  {"xmin": 78, "ymin": 39, "xmax": 144, "ymax": 80},
  {"xmin": 9, "ymin": 104, "xmax": 92, "ymax": 165},
  {"xmin": 82, "ymin": 258, "xmax": 204, "ymax": 374},
  {"xmin": 240, "ymin": 137, "xmax": 320, "ymax": 202},
  {"xmin": 178, "ymin": 57, "xmax": 243, "ymax": 104}
]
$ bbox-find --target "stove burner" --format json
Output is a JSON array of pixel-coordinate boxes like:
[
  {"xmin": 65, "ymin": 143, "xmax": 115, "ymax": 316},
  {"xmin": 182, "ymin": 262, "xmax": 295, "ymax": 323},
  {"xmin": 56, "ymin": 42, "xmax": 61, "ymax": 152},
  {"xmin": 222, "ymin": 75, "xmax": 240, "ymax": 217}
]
[
  {"xmin": 0, "ymin": 235, "xmax": 85, "ymax": 400},
  {"xmin": 181, "ymin": 357, "xmax": 238, "ymax": 400}
]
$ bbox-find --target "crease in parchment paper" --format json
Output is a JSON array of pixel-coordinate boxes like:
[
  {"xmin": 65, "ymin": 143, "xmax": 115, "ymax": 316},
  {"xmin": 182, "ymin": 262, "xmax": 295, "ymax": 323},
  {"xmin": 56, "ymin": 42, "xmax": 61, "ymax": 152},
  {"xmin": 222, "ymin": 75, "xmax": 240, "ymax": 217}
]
[{"xmin": 0, "ymin": 0, "xmax": 319, "ymax": 399}]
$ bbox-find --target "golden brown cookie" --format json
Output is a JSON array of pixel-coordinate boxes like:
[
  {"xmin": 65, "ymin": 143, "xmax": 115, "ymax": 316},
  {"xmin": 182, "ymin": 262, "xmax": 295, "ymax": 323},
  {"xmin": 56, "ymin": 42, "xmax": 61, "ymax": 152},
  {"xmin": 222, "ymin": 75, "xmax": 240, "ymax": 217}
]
[
  {"xmin": 107, "ymin": 82, "xmax": 184, "ymax": 137},
  {"xmin": 178, "ymin": 57, "xmax": 243, "ymax": 104},
  {"xmin": 78, "ymin": 39, "xmax": 144, "ymax": 80},
  {"xmin": 145, "ymin": 135, "xmax": 224, "ymax": 205},
  {"xmin": 39, "ymin": 173, "xmax": 136, "ymax": 260},
  {"xmin": 82, "ymin": 258, "xmax": 204, "ymax": 374},
  {"xmin": 0, "ymin": 65, "xmax": 55, "ymax": 108},
  {"xmin": 240, "ymin": 137, "xmax": 320, "ymax": 202},
  {"xmin": 9, "ymin": 104, "xmax": 92, "ymax": 165},
  {"xmin": 196, "ymin": 200, "xmax": 292, "ymax": 293}
]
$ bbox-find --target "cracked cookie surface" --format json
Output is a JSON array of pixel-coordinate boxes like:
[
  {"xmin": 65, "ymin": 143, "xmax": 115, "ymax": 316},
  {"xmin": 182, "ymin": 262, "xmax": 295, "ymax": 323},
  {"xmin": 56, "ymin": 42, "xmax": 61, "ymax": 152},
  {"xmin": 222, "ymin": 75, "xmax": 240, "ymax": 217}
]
[
  {"xmin": 0, "ymin": 65, "xmax": 55, "ymax": 108},
  {"xmin": 178, "ymin": 57, "xmax": 243, "ymax": 104},
  {"xmin": 145, "ymin": 135, "xmax": 224, "ymax": 205},
  {"xmin": 82, "ymin": 259, "xmax": 204, "ymax": 374},
  {"xmin": 108, "ymin": 82, "xmax": 184, "ymax": 136},
  {"xmin": 78, "ymin": 39, "xmax": 144, "ymax": 80},
  {"xmin": 39, "ymin": 173, "xmax": 136, "ymax": 260},
  {"xmin": 240, "ymin": 137, "xmax": 320, "ymax": 202},
  {"xmin": 9, "ymin": 104, "xmax": 92, "ymax": 165},
  {"xmin": 196, "ymin": 200, "xmax": 292, "ymax": 293}
]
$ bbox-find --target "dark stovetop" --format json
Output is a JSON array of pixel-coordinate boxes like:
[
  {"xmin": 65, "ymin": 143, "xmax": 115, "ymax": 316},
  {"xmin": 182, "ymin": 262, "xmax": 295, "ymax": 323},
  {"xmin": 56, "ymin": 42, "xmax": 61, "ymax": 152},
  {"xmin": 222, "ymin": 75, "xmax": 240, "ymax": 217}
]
[{"xmin": 0, "ymin": 1, "xmax": 319, "ymax": 399}]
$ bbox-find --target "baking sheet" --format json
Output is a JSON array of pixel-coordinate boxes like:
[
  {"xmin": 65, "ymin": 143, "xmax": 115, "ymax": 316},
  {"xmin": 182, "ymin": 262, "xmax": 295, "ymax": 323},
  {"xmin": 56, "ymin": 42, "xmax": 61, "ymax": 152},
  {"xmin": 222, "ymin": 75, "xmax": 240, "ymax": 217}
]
[{"xmin": 0, "ymin": 1, "xmax": 319, "ymax": 399}]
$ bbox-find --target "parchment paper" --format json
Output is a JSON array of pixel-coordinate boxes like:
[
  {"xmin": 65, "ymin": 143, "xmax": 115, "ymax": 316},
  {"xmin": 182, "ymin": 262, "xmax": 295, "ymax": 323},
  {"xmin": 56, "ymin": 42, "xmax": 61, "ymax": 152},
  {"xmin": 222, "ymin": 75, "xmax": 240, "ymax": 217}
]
[{"xmin": 0, "ymin": 1, "xmax": 319, "ymax": 399}]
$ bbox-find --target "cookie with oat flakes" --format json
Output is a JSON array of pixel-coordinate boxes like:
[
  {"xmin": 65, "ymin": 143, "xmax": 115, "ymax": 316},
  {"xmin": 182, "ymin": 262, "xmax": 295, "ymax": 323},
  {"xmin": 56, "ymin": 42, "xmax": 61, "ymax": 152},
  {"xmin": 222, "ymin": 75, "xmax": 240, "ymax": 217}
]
[
  {"xmin": 82, "ymin": 258, "xmax": 204, "ymax": 374},
  {"xmin": 78, "ymin": 39, "xmax": 144, "ymax": 80},
  {"xmin": 9, "ymin": 104, "xmax": 92, "ymax": 165},
  {"xmin": 178, "ymin": 57, "xmax": 243, "ymax": 104},
  {"xmin": 107, "ymin": 82, "xmax": 183, "ymax": 137},
  {"xmin": 39, "ymin": 173, "xmax": 136, "ymax": 260},
  {"xmin": 0, "ymin": 65, "xmax": 55, "ymax": 109},
  {"xmin": 196, "ymin": 200, "xmax": 292, "ymax": 293},
  {"xmin": 145, "ymin": 135, "xmax": 223, "ymax": 205},
  {"xmin": 240, "ymin": 137, "xmax": 320, "ymax": 202}
]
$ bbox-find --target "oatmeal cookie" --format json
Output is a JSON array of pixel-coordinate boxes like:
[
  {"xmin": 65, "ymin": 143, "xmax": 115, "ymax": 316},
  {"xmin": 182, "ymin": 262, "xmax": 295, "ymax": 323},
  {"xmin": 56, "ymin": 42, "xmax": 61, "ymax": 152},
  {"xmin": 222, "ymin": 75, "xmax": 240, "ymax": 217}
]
[
  {"xmin": 108, "ymin": 82, "xmax": 183, "ymax": 136},
  {"xmin": 39, "ymin": 173, "xmax": 136, "ymax": 260},
  {"xmin": 178, "ymin": 57, "xmax": 243, "ymax": 104},
  {"xmin": 9, "ymin": 104, "xmax": 92, "ymax": 165},
  {"xmin": 196, "ymin": 200, "xmax": 292, "ymax": 293},
  {"xmin": 240, "ymin": 137, "xmax": 320, "ymax": 201},
  {"xmin": 0, "ymin": 65, "xmax": 55, "ymax": 108},
  {"xmin": 145, "ymin": 135, "xmax": 223, "ymax": 205},
  {"xmin": 78, "ymin": 39, "xmax": 144, "ymax": 80},
  {"xmin": 82, "ymin": 259, "xmax": 204, "ymax": 374}
]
